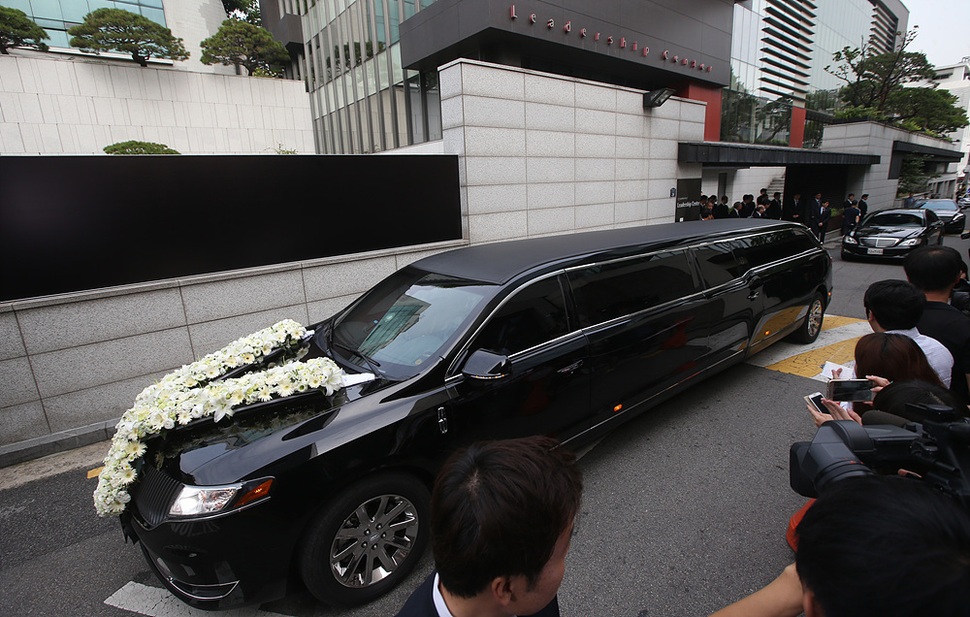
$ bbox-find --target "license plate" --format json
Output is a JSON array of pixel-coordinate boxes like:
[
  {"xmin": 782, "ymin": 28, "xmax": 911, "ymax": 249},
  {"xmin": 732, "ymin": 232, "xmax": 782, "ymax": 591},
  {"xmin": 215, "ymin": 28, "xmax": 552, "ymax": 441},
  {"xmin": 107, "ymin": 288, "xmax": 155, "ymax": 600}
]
[{"xmin": 867, "ymin": 248, "xmax": 884, "ymax": 255}]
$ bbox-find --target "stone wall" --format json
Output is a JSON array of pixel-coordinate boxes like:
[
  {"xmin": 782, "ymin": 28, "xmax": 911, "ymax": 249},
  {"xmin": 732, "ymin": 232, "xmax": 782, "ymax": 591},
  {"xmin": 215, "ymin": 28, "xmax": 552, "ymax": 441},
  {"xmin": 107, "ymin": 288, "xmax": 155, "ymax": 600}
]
[
  {"xmin": 439, "ymin": 59, "xmax": 705, "ymax": 243},
  {"xmin": 0, "ymin": 52, "xmax": 314, "ymax": 154}
]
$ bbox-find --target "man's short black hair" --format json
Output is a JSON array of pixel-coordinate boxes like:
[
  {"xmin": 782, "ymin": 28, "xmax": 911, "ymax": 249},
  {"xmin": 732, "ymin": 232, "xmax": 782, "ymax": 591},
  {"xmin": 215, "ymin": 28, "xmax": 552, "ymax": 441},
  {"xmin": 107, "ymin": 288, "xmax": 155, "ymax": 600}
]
[
  {"xmin": 431, "ymin": 436, "xmax": 583, "ymax": 598},
  {"xmin": 904, "ymin": 246, "xmax": 963, "ymax": 293},
  {"xmin": 861, "ymin": 193, "xmax": 869, "ymax": 198},
  {"xmin": 863, "ymin": 279, "xmax": 926, "ymax": 330},
  {"xmin": 796, "ymin": 476, "xmax": 970, "ymax": 617}
]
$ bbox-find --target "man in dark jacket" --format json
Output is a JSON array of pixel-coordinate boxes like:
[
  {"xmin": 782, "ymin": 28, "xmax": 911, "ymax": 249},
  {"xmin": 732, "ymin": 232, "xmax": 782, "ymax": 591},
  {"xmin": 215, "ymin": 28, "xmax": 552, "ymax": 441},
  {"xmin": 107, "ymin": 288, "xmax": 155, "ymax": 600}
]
[
  {"xmin": 782, "ymin": 192, "xmax": 803, "ymax": 223},
  {"xmin": 904, "ymin": 246, "xmax": 970, "ymax": 405},
  {"xmin": 393, "ymin": 436, "xmax": 583, "ymax": 617},
  {"xmin": 857, "ymin": 193, "xmax": 869, "ymax": 220},
  {"xmin": 766, "ymin": 191, "xmax": 782, "ymax": 219}
]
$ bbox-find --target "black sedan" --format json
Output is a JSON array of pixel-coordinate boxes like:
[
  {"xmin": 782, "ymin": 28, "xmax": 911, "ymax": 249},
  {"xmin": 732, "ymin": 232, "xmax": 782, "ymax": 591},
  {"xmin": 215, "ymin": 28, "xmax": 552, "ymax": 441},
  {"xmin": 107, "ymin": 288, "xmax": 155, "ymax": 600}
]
[
  {"xmin": 841, "ymin": 209, "xmax": 944, "ymax": 260},
  {"xmin": 916, "ymin": 198, "xmax": 966, "ymax": 234}
]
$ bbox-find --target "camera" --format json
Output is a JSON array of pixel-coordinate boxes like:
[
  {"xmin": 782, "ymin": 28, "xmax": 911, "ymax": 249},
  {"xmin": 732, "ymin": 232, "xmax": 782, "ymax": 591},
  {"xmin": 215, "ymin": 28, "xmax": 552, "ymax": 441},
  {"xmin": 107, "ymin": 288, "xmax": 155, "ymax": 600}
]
[{"xmin": 790, "ymin": 404, "xmax": 970, "ymax": 511}]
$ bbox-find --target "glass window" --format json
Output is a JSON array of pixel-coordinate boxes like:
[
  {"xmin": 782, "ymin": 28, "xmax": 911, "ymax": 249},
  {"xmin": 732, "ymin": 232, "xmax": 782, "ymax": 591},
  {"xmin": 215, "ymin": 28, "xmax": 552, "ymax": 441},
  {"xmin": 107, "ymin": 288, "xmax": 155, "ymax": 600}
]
[
  {"xmin": 568, "ymin": 250, "xmax": 699, "ymax": 327},
  {"xmin": 332, "ymin": 269, "xmax": 494, "ymax": 379},
  {"xmin": 474, "ymin": 276, "xmax": 569, "ymax": 356},
  {"xmin": 693, "ymin": 243, "xmax": 742, "ymax": 286},
  {"xmin": 730, "ymin": 230, "xmax": 814, "ymax": 273},
  {"xmin": 28, "ymin": 0, "xmax": 64, "ymax": 21}
]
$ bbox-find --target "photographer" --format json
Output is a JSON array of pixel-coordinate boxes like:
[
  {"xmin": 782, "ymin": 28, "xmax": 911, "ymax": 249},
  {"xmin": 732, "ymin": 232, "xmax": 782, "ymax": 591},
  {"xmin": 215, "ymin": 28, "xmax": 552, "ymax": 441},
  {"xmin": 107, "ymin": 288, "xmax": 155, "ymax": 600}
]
[{"xmin": 710, "ymin": 476, "xmax": 970, "ymax": 617}]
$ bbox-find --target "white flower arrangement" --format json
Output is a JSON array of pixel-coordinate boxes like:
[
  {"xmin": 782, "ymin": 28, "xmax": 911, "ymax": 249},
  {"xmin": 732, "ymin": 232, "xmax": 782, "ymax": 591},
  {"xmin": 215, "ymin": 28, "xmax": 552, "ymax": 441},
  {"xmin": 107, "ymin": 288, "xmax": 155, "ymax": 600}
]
[{"xmin": 94, "ymin": 319, "xmax": 346, "ymax": 517}]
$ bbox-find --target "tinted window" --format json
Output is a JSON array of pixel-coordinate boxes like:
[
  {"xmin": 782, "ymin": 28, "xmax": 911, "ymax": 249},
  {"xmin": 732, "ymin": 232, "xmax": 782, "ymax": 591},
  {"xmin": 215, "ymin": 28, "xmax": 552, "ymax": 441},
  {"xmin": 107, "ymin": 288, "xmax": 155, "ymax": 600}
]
[
  {"xmin": 474, "ymin": 276, "xmax": 569, "ymax": 356},
  {"xmin": 693, "ymin": 242, "xmax": 742, "ymax": 286},
  {"xmin": 925, "ymin": 210, "xmax": 940, "ymax": 224},
  {"xmin": 332, "ymin": 270, "xmax": 494, "ymax": 378},
  {"xmin": 568, "ymin": 250, "xmax": 698, "ymax": 327},
  {"xmin": 731, "ymin": 230, "xmax": 815, "ymax": 273},
  {"xmin": 866, "ymin": 212, "xmax": 923, "ymax": 227}
]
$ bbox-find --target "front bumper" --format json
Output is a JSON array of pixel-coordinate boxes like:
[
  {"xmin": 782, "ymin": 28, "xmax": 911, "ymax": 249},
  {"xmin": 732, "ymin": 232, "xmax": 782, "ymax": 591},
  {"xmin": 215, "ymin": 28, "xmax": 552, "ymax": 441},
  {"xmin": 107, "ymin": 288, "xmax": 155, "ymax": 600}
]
[
  {"xmin": 121, "ymin": 494, "xmax": 300, "ymax": 610},
  {"xmin": 841, "ymin": 241, "xmax": 916, "ymax": 259}
]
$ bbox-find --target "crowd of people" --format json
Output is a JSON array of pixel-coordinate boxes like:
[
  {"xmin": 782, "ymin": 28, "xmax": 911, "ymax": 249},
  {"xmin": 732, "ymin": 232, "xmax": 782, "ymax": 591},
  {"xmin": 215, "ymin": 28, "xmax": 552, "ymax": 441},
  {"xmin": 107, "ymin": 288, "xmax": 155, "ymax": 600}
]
[
  {"xmin": 698, "ymin": 189, "xmax": 871, "ymax": 242},
  {"xmin": 391, "ymin": 244, "xmax": 970, "ymax": 617}
]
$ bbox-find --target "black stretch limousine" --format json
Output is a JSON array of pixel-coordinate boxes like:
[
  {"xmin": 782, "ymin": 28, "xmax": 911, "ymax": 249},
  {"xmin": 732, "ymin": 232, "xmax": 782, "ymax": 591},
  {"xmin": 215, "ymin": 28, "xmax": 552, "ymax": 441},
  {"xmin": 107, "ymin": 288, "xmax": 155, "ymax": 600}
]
[{"xmin": 120, "ymin": 219, "xmax": 832, "ymax": 609}]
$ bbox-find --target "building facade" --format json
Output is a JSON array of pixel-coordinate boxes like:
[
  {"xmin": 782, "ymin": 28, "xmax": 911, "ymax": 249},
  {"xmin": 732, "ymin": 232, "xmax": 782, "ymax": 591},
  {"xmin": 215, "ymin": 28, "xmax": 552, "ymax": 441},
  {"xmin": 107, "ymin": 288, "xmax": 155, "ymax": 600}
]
[{"xmin": 926, "ymin": 58, "xmax": 970, "ymax": 198}]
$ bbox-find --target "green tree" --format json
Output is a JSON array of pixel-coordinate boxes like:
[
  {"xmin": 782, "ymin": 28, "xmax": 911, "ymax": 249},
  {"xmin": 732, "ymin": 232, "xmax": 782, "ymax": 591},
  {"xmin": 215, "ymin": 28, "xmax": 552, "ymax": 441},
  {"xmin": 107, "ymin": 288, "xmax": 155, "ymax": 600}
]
[
  {"xmin": 0, "ymin": 6, "xmax": 49, "ymax": 54},
  {"xmin": 896, "ymin": 154, "xmax": 938, "ymax": 197},
  {"xmin": 68, "ymin": 8, "xmax": 189, "ymax": 67},
  {"xmin": 104, "ymin": 140, "xmax": 180, "ymax": 154},
  {"xmin": 826, "ymin": 28, "xmax": 968, "ymax": 138},
  {"xmin": 200, "ymin": 19, "xmax": 288, "ymax": 76}
]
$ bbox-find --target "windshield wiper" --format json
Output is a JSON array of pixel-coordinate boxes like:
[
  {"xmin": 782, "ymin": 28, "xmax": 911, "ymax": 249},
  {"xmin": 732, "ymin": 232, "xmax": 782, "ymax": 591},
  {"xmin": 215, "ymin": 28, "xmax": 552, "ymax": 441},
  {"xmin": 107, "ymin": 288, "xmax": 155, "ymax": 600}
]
[{"xmin": 332, "ymin": 341, "xmax": 382, "ymax": 376}]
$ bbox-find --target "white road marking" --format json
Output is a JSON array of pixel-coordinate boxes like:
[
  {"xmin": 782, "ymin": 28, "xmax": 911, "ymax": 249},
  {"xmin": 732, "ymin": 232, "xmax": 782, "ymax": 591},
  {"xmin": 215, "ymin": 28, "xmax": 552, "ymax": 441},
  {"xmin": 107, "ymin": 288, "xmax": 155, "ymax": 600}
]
[{"xmin": 104, "ymin": 582, "xmax": 289, "ymax": 617}]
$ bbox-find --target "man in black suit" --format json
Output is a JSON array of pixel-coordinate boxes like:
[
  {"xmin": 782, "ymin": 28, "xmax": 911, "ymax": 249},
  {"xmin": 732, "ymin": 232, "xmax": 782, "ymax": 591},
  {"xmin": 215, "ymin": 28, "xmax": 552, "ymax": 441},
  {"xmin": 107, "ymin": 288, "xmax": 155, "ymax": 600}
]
[
  {"xmin": 740, "ymin": 194, "xmax": 756, "ymax": 217},
  {"xmin": 857, "ymin": 193, "xmax": 869, "ymax": 219},
  {"xmin": 393, "ymin": 436, "xmax": 583, "ymax": 617},
  {"xmin": 808, "ymin": 192, "xmax": 824, "ymax": 239},
  {"xmin": 714, "ymin": 195, "xmax": 730, "ymax": 219},
  {"xmin": 766, "ymin": 191, "xmax": 782, "ymax": 219},
  {"xmin": 782, "ymin": 192, "xmax": 802, "ymax": 223}
]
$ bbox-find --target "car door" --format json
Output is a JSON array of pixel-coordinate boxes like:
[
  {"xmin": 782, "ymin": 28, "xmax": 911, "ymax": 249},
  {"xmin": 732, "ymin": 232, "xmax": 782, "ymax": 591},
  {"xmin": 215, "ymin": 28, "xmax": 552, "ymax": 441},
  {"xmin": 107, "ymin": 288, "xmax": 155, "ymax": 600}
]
[
  {"xmin": 689, "ymin": 240, "xmax": 758, "ymax": 367},
  {"xmin": 731, "ymin": 230, "xmax": 823, "ymax": 353},
  {"xmin": 566, "ymin": 248, "xmax": 710, "ymax": 422},
  {"xmin": 442, "ymin": 273, "xmax": 592, "ymax": 444}
]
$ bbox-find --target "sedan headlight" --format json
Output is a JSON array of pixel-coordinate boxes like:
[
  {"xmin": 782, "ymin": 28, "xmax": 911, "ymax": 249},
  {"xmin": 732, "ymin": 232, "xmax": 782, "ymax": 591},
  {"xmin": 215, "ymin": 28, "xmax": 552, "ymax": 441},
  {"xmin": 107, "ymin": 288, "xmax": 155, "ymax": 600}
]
[
  {"xmin": 900, "ymin": 238, "xmax": 922, "ymax": 247},
  {"xmin": 842, "ymin": 235, "xmax": 858, "ymax": 245},
  {"xmin": 169, "ymin": 478, "xmax": 274, "ymax": 518}
]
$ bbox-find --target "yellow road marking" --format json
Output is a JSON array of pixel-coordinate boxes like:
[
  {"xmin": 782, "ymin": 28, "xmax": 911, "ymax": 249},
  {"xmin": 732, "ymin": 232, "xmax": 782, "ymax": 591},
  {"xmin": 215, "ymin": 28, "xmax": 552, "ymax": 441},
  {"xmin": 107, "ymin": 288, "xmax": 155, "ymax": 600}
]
[
  {"xmin": 819, "ymin": 315, "xmax": 863, "ymax": 331},
  {"xmin": 764, "ymin": 337, "xmax": 861, "ymax": 378},
  {"xmin": 87, "ymin": 466, "xmax": 103, "ymax": 479}
]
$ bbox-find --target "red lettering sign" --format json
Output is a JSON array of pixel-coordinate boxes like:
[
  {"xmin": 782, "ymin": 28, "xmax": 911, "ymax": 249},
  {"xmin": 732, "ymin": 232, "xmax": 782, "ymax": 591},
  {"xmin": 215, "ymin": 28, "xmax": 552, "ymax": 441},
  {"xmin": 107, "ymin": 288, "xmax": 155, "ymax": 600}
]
[
  {"xmin": 510, "ymin": 5, "xmax": 517, "ymax": 19},
  {"xmin": 564, "ymin": 21, "xmax": 571, "ymax": 33},
  {"xmin": 547, "ymin": 18, "xmax": 554, "ymax": 28}
]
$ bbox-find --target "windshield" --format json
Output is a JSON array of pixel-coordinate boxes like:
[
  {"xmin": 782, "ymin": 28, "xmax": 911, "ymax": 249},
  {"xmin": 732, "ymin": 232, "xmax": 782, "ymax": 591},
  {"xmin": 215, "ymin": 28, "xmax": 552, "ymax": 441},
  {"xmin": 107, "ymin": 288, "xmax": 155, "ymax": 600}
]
[
  {"xmin": 918, "ymin": 200, "xmax": 957, "ymax": 212},
  {"xmin": 329, "ymin": 268, "xmax": 496, "ymax": 379},
  {"xmin": 865, "ymin": 212, "xmax": 923, "ymax": 227}
]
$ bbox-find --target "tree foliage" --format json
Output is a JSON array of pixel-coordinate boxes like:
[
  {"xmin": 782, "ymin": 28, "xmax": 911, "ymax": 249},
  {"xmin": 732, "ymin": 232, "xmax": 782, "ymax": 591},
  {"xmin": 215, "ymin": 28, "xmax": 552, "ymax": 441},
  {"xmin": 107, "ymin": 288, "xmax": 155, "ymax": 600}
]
[
  {"xmin": 200, "ymin": 19, "xmax": 288, "ymax": 76},
  {"xmin": 68, "ymin": 8, "xmax": 188, "ymax": 67},
  {"xmin": 826, "ymin": 28, "xmax": 968, "ymax": 137},
  {"xmin": 896, "ymin": 154, "xmax": 938, "ymax": 196},
  {"xmin": 104, "ymin": 140, "xmax": 180, "ymax": 154},
  {"xmin": 0, "ymin": 6, "xmax": 49, "ymax": 54}
]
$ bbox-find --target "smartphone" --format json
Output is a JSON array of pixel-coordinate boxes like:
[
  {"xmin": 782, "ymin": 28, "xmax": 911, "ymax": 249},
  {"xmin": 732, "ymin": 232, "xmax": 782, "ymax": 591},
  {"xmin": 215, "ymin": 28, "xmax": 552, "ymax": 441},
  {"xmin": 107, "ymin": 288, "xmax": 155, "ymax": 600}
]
[
  {"xmin": 826, "ymin": 379, "xmax": 874, "ymax": 402},
  {"xmin": 804, "ymin": 392, "xmax": 825, "ymax": 414}
]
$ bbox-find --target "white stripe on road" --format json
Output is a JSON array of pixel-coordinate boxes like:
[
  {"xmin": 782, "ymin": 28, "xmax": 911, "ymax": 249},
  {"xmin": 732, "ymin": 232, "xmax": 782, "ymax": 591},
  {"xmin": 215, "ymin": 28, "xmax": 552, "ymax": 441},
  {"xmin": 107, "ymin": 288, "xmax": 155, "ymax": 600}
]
[{"xmin": 104, "ymin": 582, "xmax": 289, "ymax": 617}]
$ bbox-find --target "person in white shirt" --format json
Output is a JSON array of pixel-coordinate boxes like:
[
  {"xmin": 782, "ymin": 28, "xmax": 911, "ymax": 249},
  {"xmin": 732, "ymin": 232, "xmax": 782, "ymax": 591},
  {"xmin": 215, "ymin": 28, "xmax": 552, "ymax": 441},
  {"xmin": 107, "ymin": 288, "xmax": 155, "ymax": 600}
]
[{"xmin": 863, "ymin": 280, "xmax": 953, "ymax": 387}]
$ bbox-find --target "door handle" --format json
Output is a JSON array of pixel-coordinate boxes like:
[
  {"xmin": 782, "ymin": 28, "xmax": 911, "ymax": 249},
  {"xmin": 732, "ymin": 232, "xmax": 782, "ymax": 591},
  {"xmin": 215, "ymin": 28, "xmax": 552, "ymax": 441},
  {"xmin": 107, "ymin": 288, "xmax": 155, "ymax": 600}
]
[
  {"xmin": 747, "ymin": 290, "xmax": 761, "ymax": 300},
  {"xmin": 557, "ymin": 360, "xmax": 583, "ymax": 374}
]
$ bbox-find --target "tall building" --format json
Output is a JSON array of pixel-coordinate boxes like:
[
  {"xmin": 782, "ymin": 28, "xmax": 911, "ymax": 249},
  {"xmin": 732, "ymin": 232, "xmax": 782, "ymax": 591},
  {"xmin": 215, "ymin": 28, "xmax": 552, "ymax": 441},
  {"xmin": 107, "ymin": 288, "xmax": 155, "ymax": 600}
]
[
  {"xmin": 926, "ymin": 58, "xmax": 970, "ymax": 198},
  {"xmin": 262, "ymin": 0, "xmax": 910, "ymax": 155}
]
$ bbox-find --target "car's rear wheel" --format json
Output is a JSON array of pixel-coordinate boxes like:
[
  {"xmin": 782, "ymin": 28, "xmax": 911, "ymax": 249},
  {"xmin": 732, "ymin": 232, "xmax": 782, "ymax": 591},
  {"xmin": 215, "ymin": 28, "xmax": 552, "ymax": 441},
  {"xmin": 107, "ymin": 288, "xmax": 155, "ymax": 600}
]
[
  {"xmin": 789, "ymin": 293, "xmax": 825, "ymax": 344},
  {"xmin": 299, "ymin": 473, "xmax": 430, "ymax": 606}
]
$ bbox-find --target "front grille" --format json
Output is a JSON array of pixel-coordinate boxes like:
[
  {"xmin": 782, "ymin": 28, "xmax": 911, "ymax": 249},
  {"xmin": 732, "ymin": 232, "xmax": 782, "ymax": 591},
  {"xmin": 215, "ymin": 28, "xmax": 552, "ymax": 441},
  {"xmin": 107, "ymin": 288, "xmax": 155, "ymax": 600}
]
[
  {"xmin": 860, "ymin": 237, "xmax": 898, "ymax": 248},
  {"xmin": 133, "ymin": 464, "xmax": 182, "ymax": 528}
]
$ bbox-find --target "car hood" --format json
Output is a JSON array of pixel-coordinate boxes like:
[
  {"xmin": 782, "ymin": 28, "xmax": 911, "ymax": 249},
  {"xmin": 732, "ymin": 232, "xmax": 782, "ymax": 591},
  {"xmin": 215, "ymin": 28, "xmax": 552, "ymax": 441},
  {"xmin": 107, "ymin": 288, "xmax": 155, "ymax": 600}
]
[
  {"xmin": 853, "ymin": 225, "xmax": 922, "ymax": 239},
  {"xmin": 148, "ymin": 375, "xmax": 396, "ymax": 486}
]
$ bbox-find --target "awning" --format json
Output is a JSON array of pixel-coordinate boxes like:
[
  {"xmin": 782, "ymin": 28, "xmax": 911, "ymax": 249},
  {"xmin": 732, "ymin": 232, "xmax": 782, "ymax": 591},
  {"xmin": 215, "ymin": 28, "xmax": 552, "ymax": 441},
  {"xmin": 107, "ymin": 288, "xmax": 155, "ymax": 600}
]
[
  {"xmin": 892, "ymin": 140, "xmax": 964, "ymax": 163},
  {"xmin": 678, "ymin": 141, "xmax": 880, "ymax": 167}
]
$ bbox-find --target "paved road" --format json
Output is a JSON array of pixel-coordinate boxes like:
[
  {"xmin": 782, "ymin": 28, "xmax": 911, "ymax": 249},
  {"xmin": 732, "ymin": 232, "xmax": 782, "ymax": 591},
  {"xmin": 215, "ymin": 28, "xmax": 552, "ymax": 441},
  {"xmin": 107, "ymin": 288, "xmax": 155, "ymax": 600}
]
[{"xmin": 3, "ymin": 234, "xmax": 967, "ymax": 617}]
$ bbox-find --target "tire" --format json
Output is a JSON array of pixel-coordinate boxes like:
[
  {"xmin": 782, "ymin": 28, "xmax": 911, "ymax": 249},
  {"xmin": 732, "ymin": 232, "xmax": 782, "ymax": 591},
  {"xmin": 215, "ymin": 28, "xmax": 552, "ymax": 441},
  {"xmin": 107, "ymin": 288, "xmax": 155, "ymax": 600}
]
[
  {"xmin": 299, "ymin": 473, "xmax": 430, "ymax": 606},
  {"xmin": 789, "ymin": 293, "xmax": 825, "ymax": 344}
]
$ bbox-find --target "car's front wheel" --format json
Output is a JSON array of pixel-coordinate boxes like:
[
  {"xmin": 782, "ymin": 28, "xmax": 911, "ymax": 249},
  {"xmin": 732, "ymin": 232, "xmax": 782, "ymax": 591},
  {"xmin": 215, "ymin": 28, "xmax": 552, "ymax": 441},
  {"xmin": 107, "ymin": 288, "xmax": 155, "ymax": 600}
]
[
  {"xmin": 299, "ymin": 472, "xmax": 430, "ymax": 606},
  {"xmin": 789, "ymin": 293, "xmax": 825, "ymax": 344}
]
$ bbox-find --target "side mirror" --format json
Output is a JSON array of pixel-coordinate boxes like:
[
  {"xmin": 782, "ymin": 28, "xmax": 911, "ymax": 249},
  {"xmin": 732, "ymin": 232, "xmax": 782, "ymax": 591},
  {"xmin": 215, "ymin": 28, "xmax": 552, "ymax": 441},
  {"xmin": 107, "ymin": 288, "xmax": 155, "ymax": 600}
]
[{"xmin": 461, "ymin": 349, "xmax": 511, "ymax": 381}]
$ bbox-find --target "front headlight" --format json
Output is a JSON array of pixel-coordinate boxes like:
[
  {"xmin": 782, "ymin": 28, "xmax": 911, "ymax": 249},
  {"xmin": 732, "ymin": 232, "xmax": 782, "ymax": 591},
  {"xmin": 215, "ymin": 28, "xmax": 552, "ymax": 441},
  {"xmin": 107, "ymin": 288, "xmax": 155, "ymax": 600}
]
[
  {"xmin": 842, "ymin": 235, "xmax": 858, "ymax": 245},
  {"xmin": 900, "ymin": 238, "xmax": 921, "ymax": 247},
  {"xmin": 169, "ymin": 478, "xmax": 274, "ymax": 518}
]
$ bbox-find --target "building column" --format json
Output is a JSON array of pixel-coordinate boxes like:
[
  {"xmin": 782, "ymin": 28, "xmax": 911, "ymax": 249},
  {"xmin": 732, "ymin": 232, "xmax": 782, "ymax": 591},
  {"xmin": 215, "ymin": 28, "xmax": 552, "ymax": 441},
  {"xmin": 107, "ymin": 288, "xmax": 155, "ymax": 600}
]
[
  {"xmin": 789, "ymin": 106, "xmax": 806, "ymax": 148},
  {"xmin": 674, "ymin": 82, "xmax": 722, "ymax": 142}
]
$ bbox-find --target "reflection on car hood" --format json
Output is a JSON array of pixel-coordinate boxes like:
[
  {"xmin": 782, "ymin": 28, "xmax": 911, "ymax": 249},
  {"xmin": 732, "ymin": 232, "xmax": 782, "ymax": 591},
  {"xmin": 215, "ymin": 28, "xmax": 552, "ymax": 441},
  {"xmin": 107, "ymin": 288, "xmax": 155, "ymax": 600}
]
[
  {"xmin": 854, "ymin": 225, "xmax": 921, "ymax": 238},
  {"xmin": 148, "ymin": 378, "xmax": 387, "ymax": 485}
]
